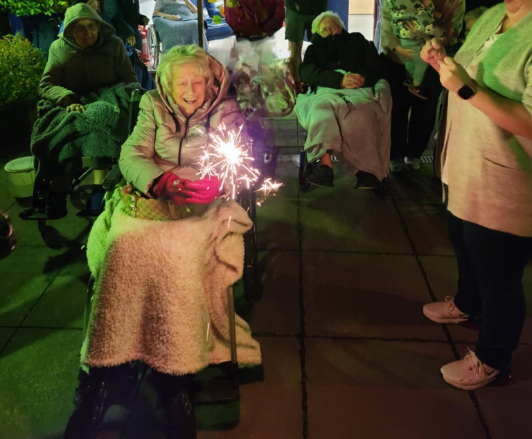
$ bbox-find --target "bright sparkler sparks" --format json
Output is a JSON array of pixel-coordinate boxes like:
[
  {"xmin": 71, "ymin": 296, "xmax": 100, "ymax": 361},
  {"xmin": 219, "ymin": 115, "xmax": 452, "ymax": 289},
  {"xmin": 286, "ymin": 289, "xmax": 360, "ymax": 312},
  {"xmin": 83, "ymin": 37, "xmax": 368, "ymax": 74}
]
[
  {"xmin": 256, "ymin": 178, "xmax": 283, "ymax": 197},
  {"xmin": 197, "ymin": 123, "xmax": 261, "ymax": 199}
]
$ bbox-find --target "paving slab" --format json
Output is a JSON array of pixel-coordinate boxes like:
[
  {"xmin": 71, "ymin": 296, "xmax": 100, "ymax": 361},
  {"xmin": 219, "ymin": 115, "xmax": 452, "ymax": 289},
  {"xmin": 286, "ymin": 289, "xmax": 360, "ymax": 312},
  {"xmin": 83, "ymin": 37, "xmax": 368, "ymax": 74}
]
[
  {"xmin": 471, "ymin": 344, "xmax": 532, "ymax": 439},
  {"xmin": 23, "ymin": 249, "xmax": 89, "ymax": 329},
  {"xmin": 0, "ymin": 192, "xmax": 16, "ymax": 211},
  {"xmin": 0, "ymin": 246, "xmax": 66, "ymax": 326},
  {"xmin": 395, "ymin": 199, "xmax": 454, "ymax": 256},
  {"xmin": 421, "ymin": 256, "xmax": 532, "ymax": 344},
  {"xmin": 244, "ymin": 251, "xmax": 300, "ymax": 335},
  {"xmin": 304, "ymin": 252, "xmax": 447, "ymax": 340},
  {"xmin": 124, "ymin": 337, "xmax": 302, "ymax": 439},
  {"xmin": 300, "ymin": 198, "xmax": 412, "ymax": 253},
  {"xmin": 265, "ymin": 158, "xmax": 299, "ymax": 198},
  {"xmin": 389, "ymin": 164, "xmax": 442, "ymax": 200},
  {"xmin": 0, "ymin": 328, "xmax": 81, "ymax": 439},
  {"xmin": 6, "ymin": 194, "xmax": 94, "ymax": 248},
  {"xmin": 0, "ymin": 327, "xmax": 17, "ymax": 352},
  {"xmin": 306, "ymin": 339, "xmax": 487, "ymax": 439},
  {"xmin": 256, "ymin": 197, "xmax": 299, "ymax": 251}
]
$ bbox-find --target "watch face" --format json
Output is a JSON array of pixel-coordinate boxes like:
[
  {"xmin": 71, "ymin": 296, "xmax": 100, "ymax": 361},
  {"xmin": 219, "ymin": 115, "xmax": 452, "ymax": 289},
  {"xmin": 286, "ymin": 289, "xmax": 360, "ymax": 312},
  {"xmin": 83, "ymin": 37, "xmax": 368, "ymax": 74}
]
[{"xmin": 458, "ymin": 85, "xmax": 476, "ymax": 100}]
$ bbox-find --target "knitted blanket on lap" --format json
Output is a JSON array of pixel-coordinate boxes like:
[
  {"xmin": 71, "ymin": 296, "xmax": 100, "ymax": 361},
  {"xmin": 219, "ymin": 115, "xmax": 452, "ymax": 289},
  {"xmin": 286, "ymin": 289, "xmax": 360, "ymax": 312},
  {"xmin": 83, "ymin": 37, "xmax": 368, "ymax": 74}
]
[
  {"xmin": 31, "ymin": 82, "xmax": 137, "ymax": 163},
  {"xmin": 82, "ymin": 188, "xmax": 262, "ymax": 375}
]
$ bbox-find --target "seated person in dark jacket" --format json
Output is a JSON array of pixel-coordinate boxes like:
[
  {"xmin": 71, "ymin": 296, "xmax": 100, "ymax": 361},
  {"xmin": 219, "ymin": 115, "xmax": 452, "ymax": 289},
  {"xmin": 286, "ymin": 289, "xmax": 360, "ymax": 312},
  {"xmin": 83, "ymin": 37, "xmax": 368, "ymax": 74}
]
[
  {"xmin": 21, "ymin": 3, "xmax": 138, "ymax": 220},
  {"xmin": 298, "ymin": 11, "xmax": 389, "ymax": 188},
  {"xmin": 104, "ymin": 0, "xmax": 149, "ymax": 50}
]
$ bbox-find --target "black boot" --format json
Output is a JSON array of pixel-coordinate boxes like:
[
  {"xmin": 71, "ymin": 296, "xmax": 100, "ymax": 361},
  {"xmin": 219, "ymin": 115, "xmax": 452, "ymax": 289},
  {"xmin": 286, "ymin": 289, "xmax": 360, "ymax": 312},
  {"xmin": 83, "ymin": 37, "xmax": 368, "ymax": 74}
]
[
  {"xmin": 64, "ymin": 368, "xmax": 111, "ymax": 439},
  {"xmin": 154, "ymin": 372, "xmax": 197, "ymax": 439}
]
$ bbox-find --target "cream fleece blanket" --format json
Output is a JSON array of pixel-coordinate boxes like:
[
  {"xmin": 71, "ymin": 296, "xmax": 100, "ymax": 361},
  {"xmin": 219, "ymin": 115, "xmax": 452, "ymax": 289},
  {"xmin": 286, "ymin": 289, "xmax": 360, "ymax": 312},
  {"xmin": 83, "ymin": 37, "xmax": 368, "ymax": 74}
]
[{"xmin": 82, "ymin": 189, "xmax": 262, "ymax": 375}]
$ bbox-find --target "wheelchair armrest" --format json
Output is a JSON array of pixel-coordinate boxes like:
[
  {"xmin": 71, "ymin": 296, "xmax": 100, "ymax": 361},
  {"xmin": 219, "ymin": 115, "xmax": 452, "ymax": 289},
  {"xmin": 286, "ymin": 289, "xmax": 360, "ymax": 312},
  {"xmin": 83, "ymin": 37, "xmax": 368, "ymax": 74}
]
[{"xmin": 102, "ymin": 165, "xmax": 123, "ymax": 192}]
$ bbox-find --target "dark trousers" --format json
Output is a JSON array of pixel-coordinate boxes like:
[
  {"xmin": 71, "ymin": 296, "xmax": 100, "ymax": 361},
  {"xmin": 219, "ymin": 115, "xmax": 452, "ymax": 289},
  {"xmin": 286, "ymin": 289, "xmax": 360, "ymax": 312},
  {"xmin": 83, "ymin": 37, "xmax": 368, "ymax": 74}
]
[
  {"xmin": 446, "ymin": 210, "xmax": 532, "ymax": 370},
  {"xmin": 384, "ymin": 56, "xmax": 442, "ymax": 160}
]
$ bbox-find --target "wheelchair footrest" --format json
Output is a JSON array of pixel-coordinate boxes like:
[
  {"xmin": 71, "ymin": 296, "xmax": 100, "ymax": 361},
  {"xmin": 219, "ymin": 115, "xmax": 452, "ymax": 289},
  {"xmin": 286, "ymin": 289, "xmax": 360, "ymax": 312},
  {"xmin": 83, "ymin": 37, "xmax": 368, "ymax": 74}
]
[{"xmin": 19, "ymin": 207, "xmax": 52, "ymax": 221}]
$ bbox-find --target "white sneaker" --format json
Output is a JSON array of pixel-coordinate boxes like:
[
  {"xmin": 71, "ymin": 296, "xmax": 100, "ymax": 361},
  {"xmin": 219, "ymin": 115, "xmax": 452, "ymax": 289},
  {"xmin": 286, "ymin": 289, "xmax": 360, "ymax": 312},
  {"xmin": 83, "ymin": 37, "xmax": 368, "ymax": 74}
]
[
  {"xmin": 423, "ymin": 296, "xmax": 470, "ymax": 324},
  {"xmin": 404, "ymin": 157, "xmax": 420, "ymax": 169},
  {"xmin": 390, "ymin": 159, "xmax": 404, "ymax": 172},
  {"xmin": 441, "ymin": 350, "xmax": 500, "ymax": 390}
]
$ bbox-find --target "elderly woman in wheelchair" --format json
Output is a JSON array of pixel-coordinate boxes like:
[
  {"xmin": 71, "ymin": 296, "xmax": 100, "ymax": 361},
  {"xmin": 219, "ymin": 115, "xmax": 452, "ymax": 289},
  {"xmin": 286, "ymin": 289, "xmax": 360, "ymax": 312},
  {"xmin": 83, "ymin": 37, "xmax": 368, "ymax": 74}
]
[
  {"xmin": 21, "ymin": 3, "xmax": 138, "ymax": 221},
  {"xmin": 64, "ymin": 44, "xmax": 262, "ymax": 439},
  {"xmin": 296, "ymin": 11, "xmax": 392, "ymax": 192}
]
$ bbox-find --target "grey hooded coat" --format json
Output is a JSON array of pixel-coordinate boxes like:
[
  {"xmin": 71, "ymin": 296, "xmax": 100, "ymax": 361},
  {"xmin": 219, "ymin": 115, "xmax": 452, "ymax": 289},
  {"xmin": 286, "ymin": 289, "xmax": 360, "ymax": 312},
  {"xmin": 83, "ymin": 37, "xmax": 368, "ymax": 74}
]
[{"xmin": 39, "ymin": 3, "xmax": 137, "ymax": 105}]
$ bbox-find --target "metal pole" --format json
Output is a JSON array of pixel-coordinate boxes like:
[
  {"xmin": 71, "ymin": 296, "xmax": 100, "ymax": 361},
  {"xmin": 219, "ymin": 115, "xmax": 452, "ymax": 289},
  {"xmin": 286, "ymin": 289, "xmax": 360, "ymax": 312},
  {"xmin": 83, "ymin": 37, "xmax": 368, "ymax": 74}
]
[{"xmin": 197, "ymin": 0, "xmax": 204, "ymax": 49}]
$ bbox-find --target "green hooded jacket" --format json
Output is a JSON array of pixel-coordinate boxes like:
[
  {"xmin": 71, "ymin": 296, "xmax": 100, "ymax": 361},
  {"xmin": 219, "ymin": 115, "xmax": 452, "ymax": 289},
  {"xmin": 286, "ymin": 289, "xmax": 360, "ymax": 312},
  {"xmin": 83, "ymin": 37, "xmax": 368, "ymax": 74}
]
[{"xmin": 39, "ymin": 3, "xmax": 138, "ymax": 105}]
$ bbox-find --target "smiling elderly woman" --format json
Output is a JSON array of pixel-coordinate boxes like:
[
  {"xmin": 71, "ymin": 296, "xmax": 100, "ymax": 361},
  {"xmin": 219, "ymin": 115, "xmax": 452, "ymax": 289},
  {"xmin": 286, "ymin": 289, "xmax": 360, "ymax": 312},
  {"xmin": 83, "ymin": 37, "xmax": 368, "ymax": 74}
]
[{"xmin": 63, "ymin": 45, "xmax": 261, "ymax": 439}]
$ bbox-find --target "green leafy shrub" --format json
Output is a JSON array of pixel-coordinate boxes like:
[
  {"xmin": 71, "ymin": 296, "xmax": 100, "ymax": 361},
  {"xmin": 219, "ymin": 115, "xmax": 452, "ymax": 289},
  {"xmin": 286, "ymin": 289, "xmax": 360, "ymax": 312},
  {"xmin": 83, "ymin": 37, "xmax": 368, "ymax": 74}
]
[
  {"xmin": 0, "ymin": 0, "xmax": 68, "ymax": 17},
  {"xmin": 0, "ymin": 34, "xmax": 46, "ymax": 107}
]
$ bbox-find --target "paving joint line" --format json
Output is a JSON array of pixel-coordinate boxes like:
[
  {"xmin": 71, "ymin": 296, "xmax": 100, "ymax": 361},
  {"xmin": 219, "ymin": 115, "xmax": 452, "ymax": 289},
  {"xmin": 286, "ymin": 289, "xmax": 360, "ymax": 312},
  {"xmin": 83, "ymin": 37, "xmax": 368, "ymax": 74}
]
[
  {"xmin": 390, "ymin": 196, "xmax": 492, "ymax": 439},
  {"xmin": 297, "ymin": 174, "xmax": 309, "ymax": 439},
  {"xmin": 257, "ymin": 247, "xmax": 455, "ymax": 257}
]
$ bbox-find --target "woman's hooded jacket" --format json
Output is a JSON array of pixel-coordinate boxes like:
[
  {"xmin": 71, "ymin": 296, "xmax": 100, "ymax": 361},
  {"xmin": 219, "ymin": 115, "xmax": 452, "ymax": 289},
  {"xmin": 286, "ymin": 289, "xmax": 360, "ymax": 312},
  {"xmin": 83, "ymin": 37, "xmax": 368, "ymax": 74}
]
[
  {"xmin": 119, "ymin": 53, "xmax": 247, "ymax": 195},
  {"xmin": 299, "ymin": 29, "xmax": 386, "ymax": 89},
  {"xmin": 39, "ymin": 3, "xmax": 137, "ymax": 105}
]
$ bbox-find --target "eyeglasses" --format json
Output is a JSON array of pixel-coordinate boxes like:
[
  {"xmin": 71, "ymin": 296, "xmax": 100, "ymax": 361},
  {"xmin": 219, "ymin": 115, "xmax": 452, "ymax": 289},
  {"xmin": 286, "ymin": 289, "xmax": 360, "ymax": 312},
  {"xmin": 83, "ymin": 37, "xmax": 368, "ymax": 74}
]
[
  {"xmin": 73, "ymin": 23, "xmax": 98, "ymax": 33},
  {"xmin": 318, "ymin": 24, "xmax": 340, "ymax": 36}
]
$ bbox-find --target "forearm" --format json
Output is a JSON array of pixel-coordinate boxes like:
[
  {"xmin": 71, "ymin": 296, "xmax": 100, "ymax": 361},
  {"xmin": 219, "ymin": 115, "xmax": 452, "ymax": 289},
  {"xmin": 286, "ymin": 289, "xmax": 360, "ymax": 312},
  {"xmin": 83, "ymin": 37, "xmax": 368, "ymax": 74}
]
[
  {"xmin": 468, "ymin": 85, "xmax": 532, "ymax": 139},
  {"xmin": 184, "ymin": 0, "xmax": 197, "ymax": 14},
  {"xmin": 153, "ymin": 9, "xmax": 173, "ymax": 19}
]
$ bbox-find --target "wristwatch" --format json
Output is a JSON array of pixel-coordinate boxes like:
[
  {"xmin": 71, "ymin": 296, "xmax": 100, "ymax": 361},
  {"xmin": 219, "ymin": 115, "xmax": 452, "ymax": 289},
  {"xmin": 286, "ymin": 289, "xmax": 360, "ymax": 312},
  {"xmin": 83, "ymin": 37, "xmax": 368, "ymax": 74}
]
[{"xmin": 458, "ymin": 83, "xmax": 477, "ymax": 100}]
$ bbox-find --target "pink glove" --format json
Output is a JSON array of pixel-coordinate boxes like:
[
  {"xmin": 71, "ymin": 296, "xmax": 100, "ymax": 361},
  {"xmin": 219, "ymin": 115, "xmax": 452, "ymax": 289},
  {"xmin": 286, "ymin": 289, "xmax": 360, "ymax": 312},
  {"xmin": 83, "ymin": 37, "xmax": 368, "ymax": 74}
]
[
  {"xmin": 153, "ymin": 172, "xmax": 188, "ymax": 206},
  {"xmin": 180, "ymin": 177, "xmax": 222, "ymax": 205},
  {"xmin": 153, "ymin": 173, "xmax": 221, "ymax": 205}
]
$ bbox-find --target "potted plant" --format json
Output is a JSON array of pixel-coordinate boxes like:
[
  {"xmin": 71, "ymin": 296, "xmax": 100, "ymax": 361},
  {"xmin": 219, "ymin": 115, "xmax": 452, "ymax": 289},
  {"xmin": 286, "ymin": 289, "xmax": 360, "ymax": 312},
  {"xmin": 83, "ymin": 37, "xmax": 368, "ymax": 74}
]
[
  {"xmin": 0, "ymin": 0, "xmax": 68, "ymax": 52},
  {"xmin": 0, "ymin": 34, "xmax": 46, "ymax": 143}
]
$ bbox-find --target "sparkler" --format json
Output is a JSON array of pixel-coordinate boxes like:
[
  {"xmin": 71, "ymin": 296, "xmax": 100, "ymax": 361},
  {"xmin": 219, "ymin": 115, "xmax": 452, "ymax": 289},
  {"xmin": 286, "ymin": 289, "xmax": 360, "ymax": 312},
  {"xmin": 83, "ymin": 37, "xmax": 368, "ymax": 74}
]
[
  {"xmin": 197, "ymin": 123, "xmax": 260, "ymax": 199},
  {"xmin": 197, "ymin": 124, "xmax": 284, "ymax": 204}
]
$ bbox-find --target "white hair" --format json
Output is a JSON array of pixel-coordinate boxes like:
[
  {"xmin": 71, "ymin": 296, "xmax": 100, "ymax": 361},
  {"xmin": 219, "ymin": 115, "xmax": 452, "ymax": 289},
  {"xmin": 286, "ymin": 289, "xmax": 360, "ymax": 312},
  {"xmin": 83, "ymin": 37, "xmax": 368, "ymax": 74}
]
[
  {"xmin": 311, "ymin": 11, "xmax": 345, "ymax": 35},
  {"xmin": 157, "ymin": 44, "xmax": 215, "ymax": 99}
]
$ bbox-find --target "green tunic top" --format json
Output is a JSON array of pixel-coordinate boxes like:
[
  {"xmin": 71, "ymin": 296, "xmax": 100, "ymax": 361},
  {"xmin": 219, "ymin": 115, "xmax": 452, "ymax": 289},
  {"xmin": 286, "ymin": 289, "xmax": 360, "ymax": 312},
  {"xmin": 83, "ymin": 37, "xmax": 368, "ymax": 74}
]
[{"xmin": 442, "ymin": 4, "xmax": 532, "ymax": 236}]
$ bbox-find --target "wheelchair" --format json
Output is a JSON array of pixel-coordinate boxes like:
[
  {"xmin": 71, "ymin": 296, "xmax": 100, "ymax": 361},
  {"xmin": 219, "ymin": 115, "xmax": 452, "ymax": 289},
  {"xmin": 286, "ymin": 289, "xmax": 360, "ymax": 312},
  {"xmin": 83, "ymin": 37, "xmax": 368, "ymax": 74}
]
[{"xmin": 76, "ymin": 87, "xmax": 262, "ymax": 437}]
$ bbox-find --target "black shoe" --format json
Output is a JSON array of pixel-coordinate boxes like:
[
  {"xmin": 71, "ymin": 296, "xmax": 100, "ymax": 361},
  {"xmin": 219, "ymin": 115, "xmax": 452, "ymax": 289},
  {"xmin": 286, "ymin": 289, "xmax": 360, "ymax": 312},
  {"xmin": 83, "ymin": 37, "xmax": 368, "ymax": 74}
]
[
  {"xmin": 64, "ymin": 374, "xmax": 111, "ymax": 439},
  {"xmin": 354, "ymin": 171, "xmax": 380, "ymax": 189},
  {"xmin": 307, "ymin": 165, "xmax": 334, "ymax": 187},
  {"xmin": 159, "ymin": 390, "xmax": 197, "ymax": 439}
]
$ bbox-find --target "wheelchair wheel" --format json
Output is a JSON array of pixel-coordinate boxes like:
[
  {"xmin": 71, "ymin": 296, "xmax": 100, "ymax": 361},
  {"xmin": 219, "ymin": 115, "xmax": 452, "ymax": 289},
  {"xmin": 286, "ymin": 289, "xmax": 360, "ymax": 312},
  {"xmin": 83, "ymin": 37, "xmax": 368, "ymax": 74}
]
[
  {"xmin": 147, "ymin": 25, "xmax": 161, "ymax": 70},
  {"xmin": 298, "ymin": 152, "xmax": 312, "ymax": 192}
]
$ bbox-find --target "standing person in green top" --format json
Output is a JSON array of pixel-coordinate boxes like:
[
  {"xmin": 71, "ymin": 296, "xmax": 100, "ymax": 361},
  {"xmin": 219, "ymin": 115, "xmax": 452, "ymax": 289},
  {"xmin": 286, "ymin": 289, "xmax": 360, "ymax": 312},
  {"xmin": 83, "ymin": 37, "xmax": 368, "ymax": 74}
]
[
  {"xmin": 285, "ymin": 0, "xmax": 328, "ymax": 93},
  {"xmin": 421, "ymin": 0, "xmax": 532, "ymax": 390}
]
